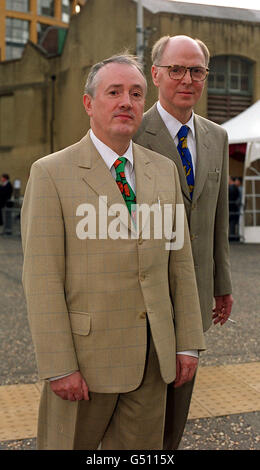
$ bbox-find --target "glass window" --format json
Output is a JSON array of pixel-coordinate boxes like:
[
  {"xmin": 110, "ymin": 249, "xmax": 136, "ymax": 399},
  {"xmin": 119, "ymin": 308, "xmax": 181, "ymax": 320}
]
[
  {"xmin": 38, "ymin": 0, "xmax": 55, "ymax": 17},
  {"xmin": 230, "ymin": 58, "xmax": 239, "ymax": 73},
  {"xmin": 241, "ymin": 76, "xmax": 249, "ymax": 91},
  {"xmin": 208, "ymin": 56, "xmax": 252, "ymax": 95},
  {"xmin": 62, "ymin": 0, "xmax": 70, "ymax": 23},
  {"xmin": 208, "ymin": 74, "xmax": 214, "ymax": 87},
  {"xmin": 5, "ymin": 17, "xmax": 29, "ymax": 60},
  {"xmin": 5, "ymin": 44, "xmax": 24, "ymax": 60},
  {"xmin": 241, "ymin": 61, "xmax": 250, "ymax": 74},
  {"xmin": 6, "ymin": 0, "xmax": 29, "ymax": 12},
  {"xmin": 216, "ymin": 74, "xmax": 226, "ymax": 89},
  {"xmin": 230, "ymin": 75, "xmax": 239, "ymax": 90},
  {"xmin": 6, "ymin": 17, "xmax": 29, "ymax": 44}
]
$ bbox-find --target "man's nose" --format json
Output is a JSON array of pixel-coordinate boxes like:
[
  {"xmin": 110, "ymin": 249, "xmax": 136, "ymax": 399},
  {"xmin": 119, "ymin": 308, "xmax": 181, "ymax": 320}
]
[
  {"xmin": 119, "ymin": 92, "xmax": 132, "ymax": 108},
  {"xmin": 181, "ymin": 68, "xmax": 193, "ymax": 84}
]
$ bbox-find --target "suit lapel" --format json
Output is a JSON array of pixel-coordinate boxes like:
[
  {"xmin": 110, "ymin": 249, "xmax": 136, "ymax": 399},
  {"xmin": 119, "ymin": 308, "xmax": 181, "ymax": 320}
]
[
  {"xmin": 75, "ymin": 131, "xmax": 134, "ymax": 234},
  {"xmin": 143, "ymin": 104, "xmax": 191, "ymax": 200},
  {"xmin": 133, "ymin": 143, "xmax": 156, "ymax": 236},
  {"xmin": 192, "ymin": 115, "xmax": 210, "ymax": 202}
]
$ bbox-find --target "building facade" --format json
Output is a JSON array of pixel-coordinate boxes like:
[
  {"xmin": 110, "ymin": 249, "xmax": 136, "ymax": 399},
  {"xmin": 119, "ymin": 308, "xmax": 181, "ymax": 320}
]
[
  {"xmin": 1, "ymin": 0, "xmax": 260, "ymax": 192},
  {"xmin": 0, "ymin": 0, "xmax": 84, "ymax": 61}
]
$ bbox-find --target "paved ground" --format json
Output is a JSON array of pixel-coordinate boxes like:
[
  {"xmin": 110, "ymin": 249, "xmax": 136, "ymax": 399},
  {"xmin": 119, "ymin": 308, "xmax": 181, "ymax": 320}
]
[{"xmin": 0, "ymin": 234, "xmax": 259, "ymax": 450}]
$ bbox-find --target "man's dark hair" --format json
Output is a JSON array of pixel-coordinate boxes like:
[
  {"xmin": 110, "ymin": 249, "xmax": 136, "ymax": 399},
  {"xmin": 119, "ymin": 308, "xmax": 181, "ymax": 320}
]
[{"xmin": 84, "ymin": 53, "xmax": 147, "ymax": 97}]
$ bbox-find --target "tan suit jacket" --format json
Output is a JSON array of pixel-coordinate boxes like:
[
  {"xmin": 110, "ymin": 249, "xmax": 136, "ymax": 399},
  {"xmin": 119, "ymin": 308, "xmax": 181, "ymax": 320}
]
[
  {"xmin": 21, "ymin": 131, "xmax": 205, "ymax": 394},
  {"xmin": 134, "ymin": 104, "xmax": 232, "ymax": 331}
]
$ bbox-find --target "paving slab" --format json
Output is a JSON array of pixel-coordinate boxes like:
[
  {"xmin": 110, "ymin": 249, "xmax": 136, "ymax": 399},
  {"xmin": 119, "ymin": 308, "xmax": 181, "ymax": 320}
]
[{"xmin": 0, "ymin": 361, "xmax": 259, "ymax": 443}]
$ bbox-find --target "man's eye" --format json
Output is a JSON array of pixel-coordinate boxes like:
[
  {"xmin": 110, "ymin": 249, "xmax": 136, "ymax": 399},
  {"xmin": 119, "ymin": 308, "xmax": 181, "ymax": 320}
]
[
  {"xmin": 132, "ymin": 91, "xmax": 142, "ymax": 98},
  {"xmin": 171, "ymin": 67, "xmax": 181, "ymax": 73},
  {"xmin": 109, "ymin": 90, "xmax": 118, "ymax": 95}
]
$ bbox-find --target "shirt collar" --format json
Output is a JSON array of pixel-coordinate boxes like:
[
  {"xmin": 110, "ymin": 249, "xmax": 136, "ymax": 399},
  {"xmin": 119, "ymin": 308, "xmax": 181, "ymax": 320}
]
[
  {"xmin": 90, "ymin": 129, "xmax": 134, "ymax": 170},
  {"xmin": 157, "ymin": 101, "xmax": 195, "ymax": 139}
]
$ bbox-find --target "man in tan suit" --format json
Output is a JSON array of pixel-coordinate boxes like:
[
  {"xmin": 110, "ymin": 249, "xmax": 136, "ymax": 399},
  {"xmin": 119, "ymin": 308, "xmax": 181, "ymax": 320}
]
[
  {"xmin": 134, "ymin": 35, "xmax": 233, "ymax": 449},
  {"xmin": 21, "ymin": 54, "xmax": 205, "ymax": 450}
]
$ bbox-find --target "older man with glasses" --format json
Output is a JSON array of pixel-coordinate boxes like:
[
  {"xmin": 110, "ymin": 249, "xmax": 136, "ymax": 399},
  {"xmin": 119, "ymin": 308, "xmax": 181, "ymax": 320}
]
[{"xmin": 134, "ymin": 35, "xmax": 233, "ymax": 450}]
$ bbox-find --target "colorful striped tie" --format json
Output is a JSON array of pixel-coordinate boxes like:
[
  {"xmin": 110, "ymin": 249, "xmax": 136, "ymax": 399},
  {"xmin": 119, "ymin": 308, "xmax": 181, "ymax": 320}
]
[
  {"xmin": 113, "ymin": 157, "xmax": 136, "ymax": 216},
  {"xmin": 177, "ymin": 125, "xmax": 195, "ymax": 198}
]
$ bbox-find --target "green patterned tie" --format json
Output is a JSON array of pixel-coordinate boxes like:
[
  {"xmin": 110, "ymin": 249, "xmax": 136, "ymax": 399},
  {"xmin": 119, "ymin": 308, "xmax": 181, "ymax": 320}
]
[{"xmin": 113, "ymin": 157, "xmax": 136, "ymax": 216}]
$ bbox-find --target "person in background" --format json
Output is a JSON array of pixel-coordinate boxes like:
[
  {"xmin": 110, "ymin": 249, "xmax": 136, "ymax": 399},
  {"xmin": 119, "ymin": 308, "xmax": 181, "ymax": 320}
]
[
  {"xmin": 229, "ymin": 176, "xmax": 241, "ymax": 241},
  {"xmin": 0, "ymin": 174, "xmax": 13, "ymax": 232}
]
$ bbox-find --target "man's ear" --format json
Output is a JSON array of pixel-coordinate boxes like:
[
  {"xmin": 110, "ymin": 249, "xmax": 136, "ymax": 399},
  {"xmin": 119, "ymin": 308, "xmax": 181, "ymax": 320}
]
[
  {"xmin": 151, "ymin": 65, "xmax": 160, "ymax": 87},
  {"xmin": 83, "ymin": 94, "xmax": 93, "ymax": 116}
]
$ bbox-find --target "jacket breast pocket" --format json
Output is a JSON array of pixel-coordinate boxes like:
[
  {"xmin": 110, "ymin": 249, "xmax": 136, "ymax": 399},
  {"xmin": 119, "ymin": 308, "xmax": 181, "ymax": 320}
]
[
  {"xmin": 69, "ymin": 311, "xmax": 91, "ymax": 336},
  {"xmin": 208, "ymin": 171, "xmax": 220, "ymax": 182}
]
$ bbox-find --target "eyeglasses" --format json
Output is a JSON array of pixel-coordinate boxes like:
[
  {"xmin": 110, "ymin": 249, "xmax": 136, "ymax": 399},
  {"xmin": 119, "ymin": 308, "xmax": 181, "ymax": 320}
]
[{"xmin": 155, "ymin": 65, "xmax": 209, "ymax": 82}]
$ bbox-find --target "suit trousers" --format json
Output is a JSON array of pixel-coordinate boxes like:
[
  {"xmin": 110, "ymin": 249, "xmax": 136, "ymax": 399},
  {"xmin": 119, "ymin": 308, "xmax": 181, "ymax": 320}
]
[
  {"xmin": 37, "ymin": 323, "xmax": 168, "ymax": 450},
  {"xmin": 163, "ymin": 371, "xmax": 196, "ymax": 449}
]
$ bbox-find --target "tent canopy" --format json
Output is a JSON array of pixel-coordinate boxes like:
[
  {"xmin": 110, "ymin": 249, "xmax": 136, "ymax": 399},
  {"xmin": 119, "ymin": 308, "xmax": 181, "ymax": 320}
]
[{"xmin": 221, "ymin": 100, "xmax": 260, "ymax": 144}]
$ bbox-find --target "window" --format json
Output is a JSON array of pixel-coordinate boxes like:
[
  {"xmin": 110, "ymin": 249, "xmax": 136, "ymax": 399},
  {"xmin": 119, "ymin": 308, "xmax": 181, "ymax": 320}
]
[
  {"xmin": 208, "ymin": 56, "xmax": 253, "ymax": 124},
  {"xmin": 62, "ymin": 0, "xmax": 70, "ymax": 23},
  {"xmin": 37, "ymin": 22, "xmax": 51, "ymax": 44},
  {"xmin": 6, "ymin": 0, "xmax": 29, "ymax": 12},
  {"xmin": 5, "ymin": 17, "xmax": 29, "ymax": 60},
  {"xmin": 208, "ymin": 56, "xmax": 252, "ymax": 95},
  {"xmin": 208, "ymin": 56, "xmax": 227, "ymax": 91},
  {"xmin": 38, "ymin": 0, "xmax": 55, "ymax": 17}
]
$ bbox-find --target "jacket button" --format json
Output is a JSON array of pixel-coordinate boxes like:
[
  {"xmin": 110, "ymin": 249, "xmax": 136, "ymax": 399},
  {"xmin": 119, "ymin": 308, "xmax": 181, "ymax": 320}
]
[
  {"xmin": 140, "ymin": 312, "xmax": 146, "ymax": 319},
  {"xmin": 140, "ymin": 273, "xmax": 146, "ymax": 281}
]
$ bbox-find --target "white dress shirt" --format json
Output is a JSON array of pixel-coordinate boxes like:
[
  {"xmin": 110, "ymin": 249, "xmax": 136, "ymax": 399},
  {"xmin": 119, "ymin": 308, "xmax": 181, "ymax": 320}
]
[
  {"xmin": 90, "ymin": 129, "xmax": 136, "ymax": 192},
  {"xmin": 157, "ymin": 101, "xmax": 197, "ymax": 176}
]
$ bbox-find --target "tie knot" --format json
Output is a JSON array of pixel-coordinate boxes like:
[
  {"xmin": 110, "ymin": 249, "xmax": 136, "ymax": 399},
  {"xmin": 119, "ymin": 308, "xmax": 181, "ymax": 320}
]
[
  {"xmin": 177, "ymin": 125, "xmax": 189, "ymax": 140},
  {"xmin": 113, "ymin": 157, "xmax": 127, "ymax": 174}
]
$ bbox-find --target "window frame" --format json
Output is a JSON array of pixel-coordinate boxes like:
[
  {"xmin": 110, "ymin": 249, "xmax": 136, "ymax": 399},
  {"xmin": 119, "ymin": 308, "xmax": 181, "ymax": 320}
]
[
  {"xmin": 208, "ymin": 55, "xmax": 253, "ymax": 96},
  {"xmin": 37, "ymin": 0, "xmax": 55, "ymax": 18}
]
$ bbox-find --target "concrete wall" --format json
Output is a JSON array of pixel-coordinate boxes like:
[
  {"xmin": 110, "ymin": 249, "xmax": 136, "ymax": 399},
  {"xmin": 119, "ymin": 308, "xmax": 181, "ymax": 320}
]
[
  {"xmin": 0, "ymin": 44, "xmax": 52, "ymax": 190},
  {"xmin": 1, "ymin": 0, "xmax": 260, "ymax": 192}
]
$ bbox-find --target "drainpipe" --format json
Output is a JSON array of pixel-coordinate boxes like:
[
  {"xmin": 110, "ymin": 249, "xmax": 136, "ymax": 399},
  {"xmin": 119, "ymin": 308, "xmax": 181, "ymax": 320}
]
[{"xmin": 136, "ymin": 0, "xmax": 144, "ymax": 64}]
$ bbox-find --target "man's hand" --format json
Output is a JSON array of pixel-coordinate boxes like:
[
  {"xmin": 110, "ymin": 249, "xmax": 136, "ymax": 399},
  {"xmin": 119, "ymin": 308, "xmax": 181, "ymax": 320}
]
[
  {"xmin": 50, "ymin": 371, "xmax": 89, "ymax": 401},
  {"xmin": 213, "ymin": 294, "xmax": 234, "ymax": 325},
  {"xmin": 174, "ymin": 355, "xmax": 198, "ymax": 388}
]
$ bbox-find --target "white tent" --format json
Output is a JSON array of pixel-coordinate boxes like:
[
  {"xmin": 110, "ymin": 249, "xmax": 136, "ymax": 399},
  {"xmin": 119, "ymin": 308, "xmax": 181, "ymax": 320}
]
[
  {"xmin": 221, "ymin": 100, "xmax": 260, "ymax": 144},
  {"xmin": 221, "ymin": 101, "xmax": 260, "ymax": 243}
]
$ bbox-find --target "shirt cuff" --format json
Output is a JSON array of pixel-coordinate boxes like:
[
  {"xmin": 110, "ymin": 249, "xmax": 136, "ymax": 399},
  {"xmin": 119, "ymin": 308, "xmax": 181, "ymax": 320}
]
[
  {"xmin": 177, "ymin": 350, "xmax": 199, "ymax": 358},
  {"xmin": 48, "ymin": 371, "xmax": 77, "ymax": 381}
]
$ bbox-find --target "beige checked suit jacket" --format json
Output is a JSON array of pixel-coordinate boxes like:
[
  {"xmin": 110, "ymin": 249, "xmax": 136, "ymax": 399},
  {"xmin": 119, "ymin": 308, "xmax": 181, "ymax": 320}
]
[
  {"xmin": 134, "ymin": 104, "xmax": 232, "ymax": 331},
  {"xmin": 21, "ymin": 131, "xmax": 205, "ymax": 394}
]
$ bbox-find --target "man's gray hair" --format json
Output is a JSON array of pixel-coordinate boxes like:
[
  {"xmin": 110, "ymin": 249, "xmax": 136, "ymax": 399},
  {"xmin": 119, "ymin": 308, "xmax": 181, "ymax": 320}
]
[
  {"xmin": 152, "ymin": 35, "xmax": 210, "ymax": 67},
  {"xmin": 84, "ymin": 53, "xmax": 147, "ymax": 97}
]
